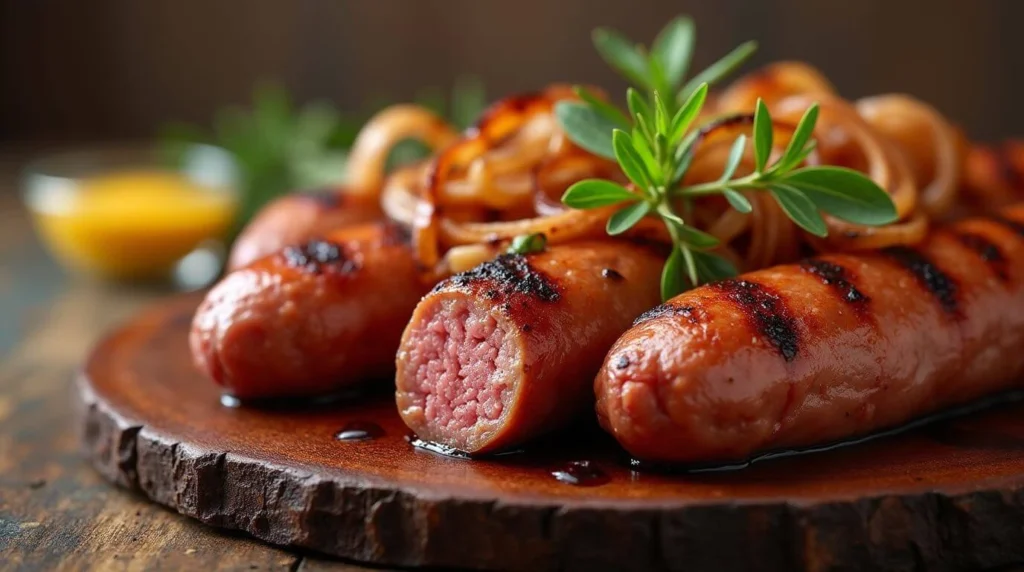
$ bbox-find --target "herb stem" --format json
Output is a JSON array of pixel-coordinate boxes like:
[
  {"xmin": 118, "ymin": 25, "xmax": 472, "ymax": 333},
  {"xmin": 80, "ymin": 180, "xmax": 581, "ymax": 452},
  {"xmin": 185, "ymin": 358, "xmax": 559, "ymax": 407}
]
[{"xmin": 675, "ymin": 173, "xmax": 762, "ymax": 196}]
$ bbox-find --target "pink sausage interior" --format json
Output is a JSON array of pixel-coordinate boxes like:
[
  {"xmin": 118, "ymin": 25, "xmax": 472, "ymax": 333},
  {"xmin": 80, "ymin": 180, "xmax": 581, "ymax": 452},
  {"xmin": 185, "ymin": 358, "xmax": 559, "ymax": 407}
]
[{"xmin": 399, "ymin": 297, "xmax": 520, "ymax": 449}]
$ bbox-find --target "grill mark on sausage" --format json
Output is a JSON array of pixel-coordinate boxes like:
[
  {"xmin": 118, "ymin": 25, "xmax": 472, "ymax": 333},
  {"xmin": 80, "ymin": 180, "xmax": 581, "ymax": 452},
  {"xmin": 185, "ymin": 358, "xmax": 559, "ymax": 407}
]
[
  {"xmin": 991, "ymin": 215, "xmax": 1024, "ymax": 238},
  {"xmin": 711, "ymin": 279, "xmax": 800, "ymax": 362},
  {"xmin": 951, "ymin": 230, "xmax": 1008, "ymax": 281},
  {"xmin": 438, "ymin": 253, "xmax": 560, "ymax": 302},
  {"xmin": 881, "ymin": 246, "xmax": 960, "ymax": 316},
  {"xmin": 633, "ymin": 304, "xmax": 697, "ymax": 326},
  {"xmin": 283, "ymin": 240, "xmax": 359, "ymax": 275},
  {"xmin": 799, "ymin": 258, "xmax": 870, "ymax": 309}
]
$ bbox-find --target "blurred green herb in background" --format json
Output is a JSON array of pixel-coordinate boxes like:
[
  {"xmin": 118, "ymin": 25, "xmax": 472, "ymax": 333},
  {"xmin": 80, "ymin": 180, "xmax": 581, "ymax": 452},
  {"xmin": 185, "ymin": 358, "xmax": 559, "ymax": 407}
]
[{"xmin": 161, "ymin": 77, "xmax": 486, "ymax": 233}]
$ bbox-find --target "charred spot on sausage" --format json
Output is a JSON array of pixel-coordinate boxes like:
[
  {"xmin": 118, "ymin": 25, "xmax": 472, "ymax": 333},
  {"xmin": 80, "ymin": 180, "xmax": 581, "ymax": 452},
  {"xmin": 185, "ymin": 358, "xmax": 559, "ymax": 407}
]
[
  {"xmin": 633, "ymin": 304, "xmax": 697, "ymax": 326},
  {"xmin": 881, "ymin": 246, "xmax": 960, "ymax": 315},
  {"xmin": 952, "ymin": 231, "xmax": 1008, "ymax": 281},
  {"xmin": 712, "ymin": 279, "xmax": 800, "ymax": 362},
  {"xmin": 283, "ymin": 240, "xmax": 359, "ymax": 275},
  {"xmin": 602, "ymin": 268, "xmax": 624, "ymax": 281},
  {"xmin": 615, "ymin": 355, "xmax": 630, "ymax": 369},
  {"xmin": 800, "ymin": 259, "xmax": 870, "ymax": 306},
  {"xmin": 438, "ymin": 254, "xmax": 560, "ymax": 302},
  {"xmin": 380, "ymin": 221, "xmax": 412, "ymax": 247}
]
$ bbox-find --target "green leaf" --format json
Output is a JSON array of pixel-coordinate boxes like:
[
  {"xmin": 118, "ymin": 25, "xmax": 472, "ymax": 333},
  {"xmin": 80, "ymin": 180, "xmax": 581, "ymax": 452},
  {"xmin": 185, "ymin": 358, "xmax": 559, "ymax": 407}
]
[
  {"xmin": 675, "ymin": 223, "xmax": 721, "ymax": 249},
  {"xmin": 692, "ymin": 250, "xmax": 739, "ymax": 283},
  {"xmin": 507, "ymin": 232, "xmax": 548, "ymax": 255},
  {"xmin": 631, "ymin": 127, "xmax": 662, "ymax": 181},
  {"xmin": 554, "ymin": 101, "xmax": 617, "ymax": 160},
  {"xmin": 562, "ymin": 179, "xmax": 638, "ymax": 209},
  {"xmin": 753, "ymin": 99, "xmax": 773, "ymax": 173},
  {"xmin": 777, "ymin": 103, "xmax": 819, "ymax": 172},
  {"xmin": 607, "ymin": 201, "xmax": 652, "ymax": 235},
  {"xmin": 613, "ymin": 129, "xmax": 652, "ymax": 188},
  {"xmin": 652, "ymin": 16, "xmax": 695, "ymax": 91},
  {"xmin": 648, "ymin": 58, "xmax": 671, "ymax": 102},
  {"xmin": 784, "ymin": 166, "xmax": 898, "ymax": 225},
  {"xmin": 669, "ymin": 83, "xmax": 708, "ymax": 144},
  {"xmin": 593, "ymin": 28, "xmax": 651, "ymax": 89},
  {"xmin": 653, "ymin": 91, "xmax": 670, "ymax": 134},
  {"xmin": 661, "ymin": 246, "xmax": 690, "ymax": 300},
  {"xmin": 722, "ymin": 188, "xmax": 753, "ymax": 213},
  {"xmin": 719, "ymin": 134, "xmax": 747, "ymax": 182},
  {"xmin": 679, "ymin": 40, "xmax": 758, "ymax": 101},
  {"xmin": 627, "ymin": 89, "xmax": 653, "ymax": 129},
  {"xmin": 655, "ymin": 132, "xmax": 669, "ymax": 163},
  {"xmin": 574, "ymin": 86, "xmax": 631, "ymax": 128},
  {"xmin": 786, "ymin": 141, "xmax": 817, "ymax": 170},
  {"xmin": 769, "ymin": 184, "xmax": 828, "ymax": 237},
  {"xmin": 670, "ymin": 138, "xmax": 697, "ymax": 184}
]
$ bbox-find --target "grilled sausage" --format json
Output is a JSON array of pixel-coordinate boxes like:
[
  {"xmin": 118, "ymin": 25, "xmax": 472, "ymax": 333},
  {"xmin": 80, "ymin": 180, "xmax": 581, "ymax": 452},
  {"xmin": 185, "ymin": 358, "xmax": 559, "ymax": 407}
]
[
  {"xmin": 960, "ymin": 141, "xmax": 1024, "ymax": 215},
  {"xmin": 227, "ymin": 191, "xmax": 382, "ymax": 270},
  {"xmin": 596, "ymin": 205, "xmax": 1024, "ymax": 465},
  {"xmin": 192, "ymin": 221, "xmax": 427, "ymax": 399},
  {"xmin": 395, "ymin": 241, "xmax": 663, "ymax": 454}
]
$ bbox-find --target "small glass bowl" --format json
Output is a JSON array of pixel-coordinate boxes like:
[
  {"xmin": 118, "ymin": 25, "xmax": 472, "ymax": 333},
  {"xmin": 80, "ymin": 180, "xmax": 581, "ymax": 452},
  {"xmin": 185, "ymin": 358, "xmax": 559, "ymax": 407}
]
[{"xmin": 22, "ymin": 144, "xmax": 240, "ymax": 289}]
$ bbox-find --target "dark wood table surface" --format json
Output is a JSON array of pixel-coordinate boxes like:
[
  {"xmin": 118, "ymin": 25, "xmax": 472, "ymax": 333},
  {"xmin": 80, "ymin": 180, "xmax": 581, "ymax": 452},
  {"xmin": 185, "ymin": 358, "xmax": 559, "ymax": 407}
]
[{"xmin": 0, "ymin": 163, "xmax": 386, "ymax": 570}]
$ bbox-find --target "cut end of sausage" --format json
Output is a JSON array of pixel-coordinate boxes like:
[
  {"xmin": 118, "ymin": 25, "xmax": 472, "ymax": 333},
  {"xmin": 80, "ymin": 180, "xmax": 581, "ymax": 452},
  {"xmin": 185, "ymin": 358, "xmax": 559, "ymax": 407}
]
[{"xmin": 396, "ymin": 294, "xmax": 522, "ymax": 453}]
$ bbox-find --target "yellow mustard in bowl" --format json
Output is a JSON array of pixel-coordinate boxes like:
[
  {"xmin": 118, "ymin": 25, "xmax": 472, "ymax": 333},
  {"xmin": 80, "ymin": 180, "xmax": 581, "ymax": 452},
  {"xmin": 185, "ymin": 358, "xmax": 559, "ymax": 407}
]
[{"xmin": 24, "ymin": 145, "xmax": 240, "ymax": 282}]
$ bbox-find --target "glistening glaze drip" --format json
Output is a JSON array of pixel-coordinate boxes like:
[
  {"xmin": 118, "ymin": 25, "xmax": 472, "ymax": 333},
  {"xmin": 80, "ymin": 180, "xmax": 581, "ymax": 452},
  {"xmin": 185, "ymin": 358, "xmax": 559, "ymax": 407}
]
[
  {"xmin": 405, "ymin": 434, "xmax": 524, "ymax": 460},
  {"xmin": 628, "ymin": 389, "xmax": 1024, "ymax": 474},
  {"xmin": 335, "ymin": 421, "xmax": 385, "ymax": 441},
  {"xmin": 551, "ymin": 461, "xmax": 610, "ymax": 486},
  {"xmin": 218, "ymin": 389, "xmax": 364, "ymax": 410}
]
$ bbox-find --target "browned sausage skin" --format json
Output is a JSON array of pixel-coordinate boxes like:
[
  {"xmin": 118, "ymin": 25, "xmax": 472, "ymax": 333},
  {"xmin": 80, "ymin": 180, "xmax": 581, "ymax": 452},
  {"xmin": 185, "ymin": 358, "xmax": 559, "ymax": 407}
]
[
  {"xmin": 596, "ymin": 205, "xmax": 1024, "ymax": 465},
  {"xmin": 192, "ymin": 221, "xmax": 427, "ymax": 399},
  {"xmin": 395, "ymin": 241, "xmax": 663, "ymax": 454},
  {"xmin": 227, "ymin": 190, "xmax": 382, "ymax": 270}
]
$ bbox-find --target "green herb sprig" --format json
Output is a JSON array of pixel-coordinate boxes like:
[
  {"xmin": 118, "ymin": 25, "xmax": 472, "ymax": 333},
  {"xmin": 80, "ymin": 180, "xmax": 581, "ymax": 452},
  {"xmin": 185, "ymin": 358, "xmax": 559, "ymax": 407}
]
[
  {"xmin": 161, "ymin": 78, "xmax": 487, "ymax": 235},
  {"xmin": 554, "ymin": 16, "xmax": 898, "ymax": 300}
]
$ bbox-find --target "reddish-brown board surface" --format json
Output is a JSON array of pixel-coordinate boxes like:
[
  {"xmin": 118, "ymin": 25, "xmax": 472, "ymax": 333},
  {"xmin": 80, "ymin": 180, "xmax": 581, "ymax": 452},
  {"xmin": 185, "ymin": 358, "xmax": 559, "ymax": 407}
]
[{"xmin": 77, "ymin": 294, "xmax": 1024, "ymax": 571}]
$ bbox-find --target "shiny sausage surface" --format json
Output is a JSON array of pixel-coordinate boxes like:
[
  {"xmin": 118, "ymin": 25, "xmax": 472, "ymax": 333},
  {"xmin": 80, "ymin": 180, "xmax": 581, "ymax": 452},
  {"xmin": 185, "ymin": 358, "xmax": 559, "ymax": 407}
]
[
  {"xmin": 596, "ymin": 205, "xmax": 1024, "ymax": 464},
  {"xmin": 192, "ymin": 221, "xmax": 427, "ymax": 399},
  {"xmin": 395, "ymin": 241, "xmax": 663, "ymax": 453},
  {"xmin": 227, "ymin": 191, "xmax": 382, "ymax": 270}
]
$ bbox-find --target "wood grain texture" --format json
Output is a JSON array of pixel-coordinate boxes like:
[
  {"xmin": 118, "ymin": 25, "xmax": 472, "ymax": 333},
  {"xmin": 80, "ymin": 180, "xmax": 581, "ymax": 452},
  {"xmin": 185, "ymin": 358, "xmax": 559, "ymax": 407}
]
[{"xmin": 77, "ymin": 294, "xmax": 1024, "ymax": 572}]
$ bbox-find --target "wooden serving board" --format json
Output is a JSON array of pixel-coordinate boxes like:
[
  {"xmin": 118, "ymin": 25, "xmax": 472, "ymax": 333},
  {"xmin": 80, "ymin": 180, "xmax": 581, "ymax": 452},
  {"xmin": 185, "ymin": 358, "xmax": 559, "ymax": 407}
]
[{"xmin": 77, "ymin": 294, "xmax": 1024, "ymax": 572}]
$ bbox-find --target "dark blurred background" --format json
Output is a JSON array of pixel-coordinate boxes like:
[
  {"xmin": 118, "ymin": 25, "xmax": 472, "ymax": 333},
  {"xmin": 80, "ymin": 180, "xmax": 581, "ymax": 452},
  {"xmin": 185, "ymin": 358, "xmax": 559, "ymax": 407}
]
[{"xmin": 2, "ymin": 0, "xmax": 1023, "ymax": 150}]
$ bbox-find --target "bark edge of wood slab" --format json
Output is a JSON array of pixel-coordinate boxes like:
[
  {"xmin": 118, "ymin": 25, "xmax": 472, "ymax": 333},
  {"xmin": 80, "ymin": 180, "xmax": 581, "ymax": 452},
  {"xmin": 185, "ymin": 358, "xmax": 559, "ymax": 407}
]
[{"xmin": 76, "ymin": 294, "xmax": 1024, "ymax": 572}]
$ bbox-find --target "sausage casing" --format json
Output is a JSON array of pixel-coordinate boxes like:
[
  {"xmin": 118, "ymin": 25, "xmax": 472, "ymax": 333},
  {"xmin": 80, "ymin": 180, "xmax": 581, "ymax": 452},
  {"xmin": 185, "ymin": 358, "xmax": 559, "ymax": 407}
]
[
  {"xmin": 192, "ymin": 221, "xmax": 427, "ymax": 399},
  {"xmin": 396, "ymin": 241, "xmax": 663, "ymax": 453},
  {"xmin": 228, "ymin": 191, "xmax": 382, "ymax": 270},
  {"xmin": 596, "ymin": 205, "xmax": 1024, "ymax": 464}
]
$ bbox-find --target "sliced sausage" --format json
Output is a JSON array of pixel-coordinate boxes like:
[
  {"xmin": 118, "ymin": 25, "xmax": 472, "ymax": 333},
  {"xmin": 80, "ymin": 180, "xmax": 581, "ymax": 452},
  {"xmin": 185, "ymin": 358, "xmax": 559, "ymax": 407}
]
[
  {"xmin": 192, "ymin": 221, "xmax": 427, "ymax": 399},
  {"xmin": 395, "ymin": 241, "xmax": 664, "ymax": 454},
  {"xmin": 227, "ymin": 190, "xmax": 381, "ymax": 270},
  {"xmin": 596, "ymin": 205, "xmax": 1024, "ymax": 465}
]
